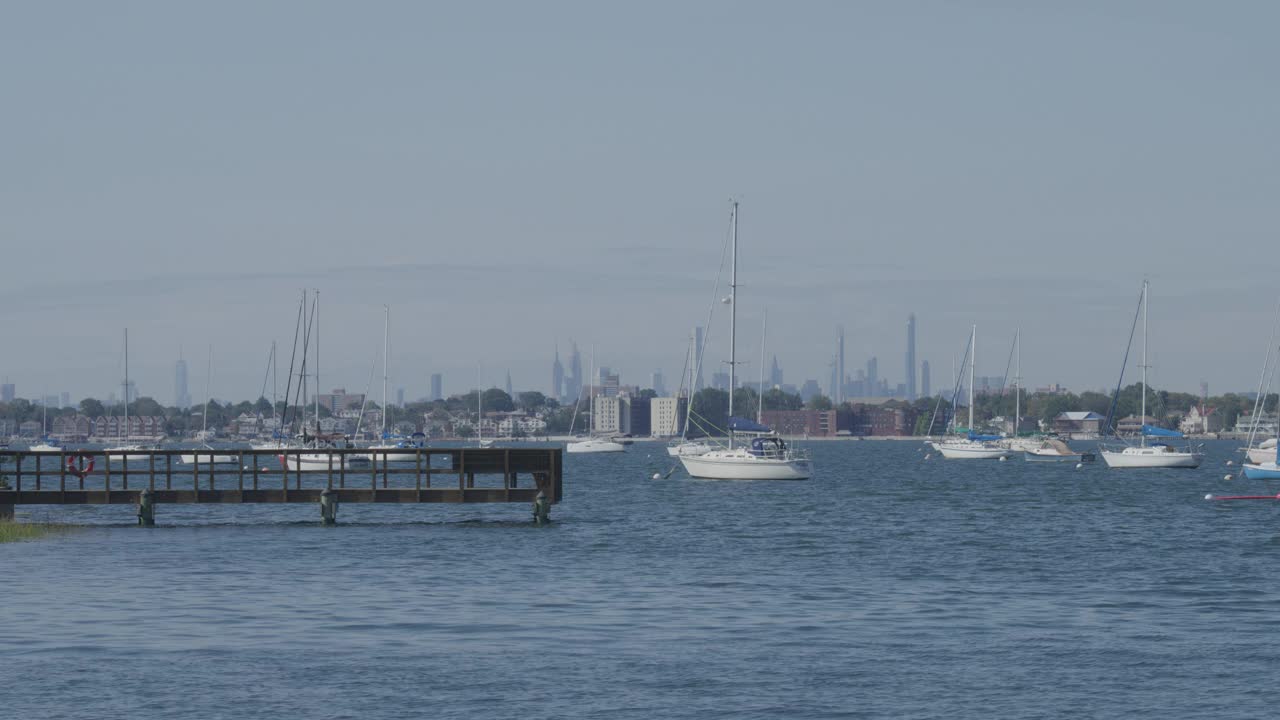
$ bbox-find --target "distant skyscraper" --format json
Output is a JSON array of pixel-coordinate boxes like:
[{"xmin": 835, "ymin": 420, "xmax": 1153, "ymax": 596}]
[
  {"xmin": 568, "ymin": 341, "xmax": 583, "ymax": 402},
  {"xmin": 922, "ymin": 360, "xmax": 931, "ymax": 398},
  {"xmin": 828, "ymin": 355, "xmax": 838, "ymax": 400},
  {"xmin": 551, "ymin": 343, "xmax": 565, "ymax": 400},
  {"xmin": 866, "ymin": 357, "xmax": 878, "ymax": 398},
  {"xmin": 650, "ymin": 370, "xmax": 665, "ymax": 396},
  {"xmin": 175, "ymin": 353, "xmax": 191, "ymax": 409},
  {"xmin": 769, "ymin": 355, "xmax": 782, "ymax": 388},
  {"xmin": 60, "ymin": 392, "xmax": 70, "ymax": 408},
  {"xmin": 1, "ymin": 383, "xmax": 15, "ymax": 403},
  {"xmin": 837, "ymin": 326, "xmax": 846, "ymax": 404},
  {"xmin": 693, "ymin": 326, "xmax": 705, "ymax": 391},
  {"xmin": 505, "ymin": 370, "xmax": 513, "ymax": 397},
  {"xmin": 905, "ymin": 313, "xmax": 917, "ymax": 401},
  {"xmin": 396, "ymin": 387, "xmax": 405, "ymax": 407},
  {"xmin": 711, "ymin": 371, "xmax": 730, "ymax": 391},
  {"xmin": 430, "ymin": 373, "xmax": 443, "ymax": 401}
]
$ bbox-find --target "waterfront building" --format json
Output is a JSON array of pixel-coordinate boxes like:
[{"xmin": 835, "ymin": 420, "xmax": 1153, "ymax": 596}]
[
  {"xmin": 650, "ymin": 396, "xmax": 687, "ymax": 437},
  {"xmin": 592, "ymin": 395, "xmax": 630, "ymax": 435},
  {"xmin": 760, "ymin": 409, "xmax": 838, "ymax": 437},
  {"xmin": 316, "ymin": 388, "xmax": 365, "ymax": 413},
  {"xmin": 1179, "ymin": 406, "xmax": 1223, "ymax": 435},
  {"xmin": 628, "ymin": 396, "xmax": 651, "ymax": 437}
]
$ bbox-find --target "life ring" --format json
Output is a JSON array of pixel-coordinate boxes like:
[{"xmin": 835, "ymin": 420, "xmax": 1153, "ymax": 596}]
[{"xmin": 66, "ymin": 454, "xmax": 95, "ymax": 479}]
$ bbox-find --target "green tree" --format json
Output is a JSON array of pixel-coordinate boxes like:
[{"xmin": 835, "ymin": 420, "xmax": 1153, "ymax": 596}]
[
  {"xmin": 689, "ymin": 388, "xmax": 729, "ymax": 436},
  {"xmin": 806, "ymin": 394, "xmax": 833, "ymax": 411},
  {"xmin": 79, "ymin": 398, "xmax": 106, "ymax": 417},
  {"xmin": 517, "ymin": 391, "xmax": 547, "ymax": 412}
]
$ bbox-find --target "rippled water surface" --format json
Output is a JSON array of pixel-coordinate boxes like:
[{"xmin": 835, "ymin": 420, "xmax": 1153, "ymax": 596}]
[{"xmin": 4, "ymin": 440, "xmax": 1279, "ymax": 719}]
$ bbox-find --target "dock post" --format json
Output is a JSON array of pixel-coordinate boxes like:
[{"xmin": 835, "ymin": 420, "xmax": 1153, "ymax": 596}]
[
  {"xmin": 533, "ymin": 491, "xmax": 551, "ymax": 526},
  {"xmin": 137, "ymin": 488, "xmax": 156, "ymax": 527},
  {"xmin": 320, "ymin": 488, "xmax": 338, "ymax": 525}
]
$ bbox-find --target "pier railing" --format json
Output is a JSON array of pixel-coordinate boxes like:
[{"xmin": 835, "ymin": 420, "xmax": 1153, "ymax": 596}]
[{"xmin": 0, "ymin": 447, "xmax": 562, "ymax": 521}]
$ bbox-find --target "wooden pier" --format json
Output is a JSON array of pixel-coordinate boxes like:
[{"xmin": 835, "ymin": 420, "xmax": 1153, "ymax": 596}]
[{"xmin": 0, "ymin": 447, "xmax": 562, "ymax": 524}]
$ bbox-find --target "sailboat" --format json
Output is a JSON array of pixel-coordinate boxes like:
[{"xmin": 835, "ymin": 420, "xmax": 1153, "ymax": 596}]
[
  {"xmin": 566, "ymin": 347, "xmax": 625, "ymax": 453},
  {"xmin": 932, "ymin": 326, "xmax": 1014, "ymax": 459},
  {"xmin": 180, "ymin": 347, "xmax": 238, "ymax": 465},
  {"xmin": 279, "ymin": 291, "xmax": 369, "ymax": 472},
  {"xmin": 1242, "ymin": 414, "xmax": 1280, "ymax": 479},
  {"xmin": 28, "ymin": 398, "xmax": 60, "ymax": 452},
  {"xmin": 1099, "ymin": 281, "xmax": 1203, "ymax": 468},
  {"xmin": 667, "ymin": 331, "xmax": 712, "ymax": 457},
  {"xmin": 105, "ymin": 328, "xmax": 150, "ymax": 463},
  {"xmin": 1240, "ymin": 302, "xmax": 1279, "ymax": 465},
  {"xmin": 363, "ymin": 306, "xmax": 424, "ymax": 462},
  {"xmin": 678, "ymin": 200, "xmax": 810, "ymax": 480}
]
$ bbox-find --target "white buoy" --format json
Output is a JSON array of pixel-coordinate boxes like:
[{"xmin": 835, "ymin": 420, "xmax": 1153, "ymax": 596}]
[
  {"xmin": 999, "ymin": 456, "xmax": 1007, "ymax": 462},
  {"xmin": 651, "ymin": 473, "xmax": 661, "ymax": 480},
  {"xmin": 1224, "ymin": 475, "xmax": 1232, "ymax": 481},
  {"xmin": 1075, "ymin": 463, "xmax": 1083, "ymax": 469},
  {"xmin": 1205, "ymin": 494, "xmax": 1214, "ymax": 500},
  {"xmin": 1226, "ymin": 460, "xmax": 1234, "ymax": 466},
  {"xmin": 924, "ymin": 453, "xmax": 932, "ymax": 460}
]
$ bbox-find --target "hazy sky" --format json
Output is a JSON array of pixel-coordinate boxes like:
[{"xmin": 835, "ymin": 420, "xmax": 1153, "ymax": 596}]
[{"xmin": 3, "ymin": 1, "xmax": 1278, "ymax": 403}]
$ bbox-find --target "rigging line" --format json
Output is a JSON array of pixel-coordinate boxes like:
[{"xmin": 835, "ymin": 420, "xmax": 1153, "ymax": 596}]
[
  {"xmin": 1245, "ymin": 298, "xmax": 1280, "ymax": 451},
  {"xmin": 684, "ymin": 205, "xmax": 736, "ymax": 435},
  {"xmin": 1103, "ymin": 286, "xmax": 1145, "ymax": 438},
  {"xmin": 280, "ymin": 293, "xmax": 304, "ymax": 431}
]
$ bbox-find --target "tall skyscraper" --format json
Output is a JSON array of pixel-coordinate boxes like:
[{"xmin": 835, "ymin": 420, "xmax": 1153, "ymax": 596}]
[
  {"xmin": 866, "ymin": 357, "xmax": 878, "ymax": 398},
  {"xmin": 551, "ymin": 343, "xmax": 565, "ymax": 400},
  {"xmin": 693, "ymin": 326, "xmax": 706, "ymax": 391},
  {"xmin": 568, "ymin": 341, "xmax": 583, "ymax": 402},
  {"xmin": 650, "ymin": 370, "xmax": 665, "ymax": 396},
  {"xmin": 60, "ymin": 392, "xmax": 70, "ymax": 408},
  {"xmin": 828, "ymin": 355, "xmax": 838, "ymax": 400},
  {"xmin": 921, "ymin": 360, "xmax": 931, "ymax": 398},
  {"xmin": 905, "ymin": 313, "xmax": 917, "ymax": 401},
  {"xmin": 396, "ymin": 388, "xmax": 405, "ymax": 407},
  {"xmin": 769, "ymin": 355, "xmax": 782, "ymax": 388},
  {"xmin": 1, "ymin": 383, "xmax": 15, "ymax": 403},
  {"xmin": 505, "ymin": 370, "xmax": 513, "ymax": 397},
  {"xmin": 837, "ymin": 326, "xmax": 846, "ymax": 404},
  {"xmin": 430, "ymin": 373, "xmax": 443, "ymax": 401},
  {"xmin": 174, "ymin": 352, "xmax": 191, "ymax": 409}
]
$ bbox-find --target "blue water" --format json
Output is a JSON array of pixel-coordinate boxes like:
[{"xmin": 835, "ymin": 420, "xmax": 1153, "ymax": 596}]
[{"xmin": 3, "ymin": 439, "xmax": 1277, "ymax": 719}]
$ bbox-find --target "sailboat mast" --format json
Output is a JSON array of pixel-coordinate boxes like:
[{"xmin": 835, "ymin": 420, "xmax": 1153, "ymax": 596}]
[
  {"xmin": 382, "ymin": 305, "xmax": 389, "ymax": 437},
  {"xmin": 271, "ymin": 341, "xmax": 278, "ymax": 421},
  {"xmin": 588, "ymin": 346, "xmax": 595, "ymax": 437},
  {"xmin": 968, "ymin": 325, "xmax": 975, "ymax": 433},
  {"xmin": 314, "ymin": 291, "xmax": 320, "ymax": 433},
  {"xmin": 758, "ymin": 309, "xmax": 766, "ymax": 423},
  {"xmin": 728, "ymin": 200, "xmax": 738, "ymax": 449},
  {"xmin": 1014, "ymin": 330, "xmax": 1020, "ymax": 437},
  {"xmin": 1141, "ymin": 280, "xmax": 1148, "ymax": 447},
  {"xmin": 476, "ymin": 363, "xmax": 482, "ymax": 446},
  {"xmin": 123, "ymin": 328, "xmax": 129, "ymax": 441},
  {"xmin": 202, "ymin": 346, "xmax": 212, "ymax": 436}
]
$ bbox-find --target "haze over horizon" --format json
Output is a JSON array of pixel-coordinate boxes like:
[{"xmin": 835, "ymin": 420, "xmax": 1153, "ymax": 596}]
[{"xmin": 3, "ymin": 2, "xmax": 1278, "ymax": 403}]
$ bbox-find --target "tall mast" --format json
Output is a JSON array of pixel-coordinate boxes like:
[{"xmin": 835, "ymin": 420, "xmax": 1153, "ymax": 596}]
[
  {"xmin": 758, "ymin": 309, "xmax": 766, "ymax": 423},
  {"xmin": 300, "ymin": 289, "xmax": 308, "ymax": 436},
  {"xmin": 123, "ymin": 328, "xmax": 129, "ymax": 441},
  {"xmin": 476, "ymin": 362, "xmax": 482, "ymax": 446},
  {"xmin": 1014, "ymin": 330, "xmax": 1020, "ymax": 437},
  {"xmin": 202, "ymin": 345, "xmax": 212, "ymax": 436},
  {"xmin": 1141, "ymin": 280, "xmax": 1148, "ymax": 447},
  {"xmin": 271, "ymin": 341, "xmax": 277, "ymax": 421},
  {"xmin": 588, "ymin": 346, "xmax": 595, "ymax": 437},
  {"xmin": 314, "ymin": 290, "xmax": 320, "ymax": 433},
  {"xmin": 382, "ymin": 305, "xmax": 389, "ymax": 437},
  {"xmin": 968, "ymin": 325, "xmax": 975, "ymax": 433},
  {"xmin": 728, "ymin": 200, "xmax": 738, "ymax": 449}
]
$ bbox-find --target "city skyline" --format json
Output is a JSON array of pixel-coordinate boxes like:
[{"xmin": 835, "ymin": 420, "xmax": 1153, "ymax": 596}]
[{"xmin": 3, "ymin": 4, "xmax": 1278, "ymax": 400}]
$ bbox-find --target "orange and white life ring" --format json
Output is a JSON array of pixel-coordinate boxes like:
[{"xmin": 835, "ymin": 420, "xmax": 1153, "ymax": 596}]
[{"xmin": 66, "ymin": 454, "xmax": 95, "ymax": 479}]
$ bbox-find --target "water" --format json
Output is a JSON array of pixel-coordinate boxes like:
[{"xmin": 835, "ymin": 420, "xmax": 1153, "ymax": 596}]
[{"xmin": 3, "ymin": 439, "xmax": 1277, "ymax": 719}]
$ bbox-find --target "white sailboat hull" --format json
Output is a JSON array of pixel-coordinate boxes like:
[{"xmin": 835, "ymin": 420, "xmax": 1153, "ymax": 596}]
[
  {"xmin": 1099, "ymin": 446, "xmax": 1203, "ymax": 468},
  {"xmin": 931, "ymin": 440, "xmax": 1014, "ymax": 460},
  {"xmin": 1246, "ymin": 447, "xmax": 1275, "ymax": 465},
  {"xmin": 362, "ymin": 447, "xmax": 423, "ymax": 463},
  {"xmin": 565, "ymin": 439, "xmax": 626, "ymax": 454},
  {"xmin": 680, "ymin": 450, "xmax": 810, "ymax": 480},
  {"xmin": 279, "ymin": 453, "xmax": 371, "ymax": 471},
  {"xmin": 180, "ymin": 453, "xmax": 240, "ymax": 465}
]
